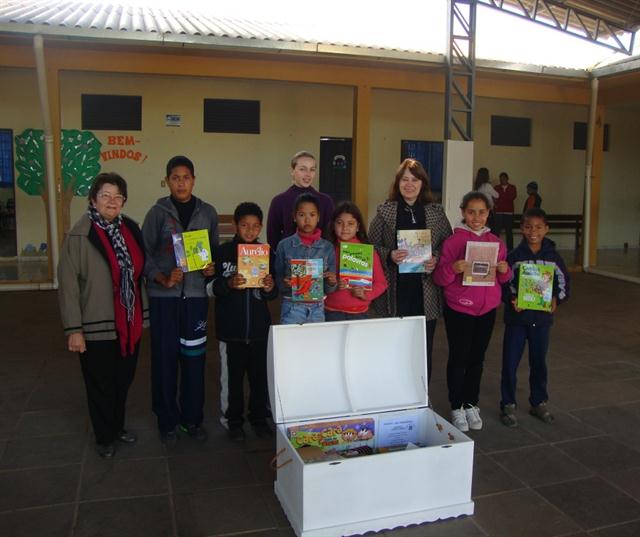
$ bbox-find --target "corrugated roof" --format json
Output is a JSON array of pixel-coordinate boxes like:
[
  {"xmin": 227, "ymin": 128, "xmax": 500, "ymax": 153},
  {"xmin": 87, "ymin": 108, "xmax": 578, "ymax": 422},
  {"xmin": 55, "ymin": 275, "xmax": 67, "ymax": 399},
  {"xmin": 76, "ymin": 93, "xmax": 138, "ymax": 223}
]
[{"xmin": 0, "ymin": 0, "xmax": 432, "ymax": 53}]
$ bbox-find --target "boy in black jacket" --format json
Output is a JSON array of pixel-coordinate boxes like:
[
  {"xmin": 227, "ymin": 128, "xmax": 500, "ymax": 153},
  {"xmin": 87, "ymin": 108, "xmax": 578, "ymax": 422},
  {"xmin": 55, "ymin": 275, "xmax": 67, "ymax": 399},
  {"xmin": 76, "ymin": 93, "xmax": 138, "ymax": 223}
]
[
  {"xmin": 206, "ymin": 202, "xmax": 277, "ymax": 441},
  {"xmin": 500, "ymin": 208, "xmax": 570, "ymax": 427}
]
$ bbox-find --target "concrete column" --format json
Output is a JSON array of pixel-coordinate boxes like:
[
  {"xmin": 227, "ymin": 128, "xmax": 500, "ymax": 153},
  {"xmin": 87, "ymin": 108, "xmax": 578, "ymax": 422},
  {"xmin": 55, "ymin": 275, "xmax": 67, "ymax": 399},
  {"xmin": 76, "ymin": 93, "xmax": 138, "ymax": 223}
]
[{"xmin": 443, "ymin": 140, "xmax": 474, "ymax": 227}]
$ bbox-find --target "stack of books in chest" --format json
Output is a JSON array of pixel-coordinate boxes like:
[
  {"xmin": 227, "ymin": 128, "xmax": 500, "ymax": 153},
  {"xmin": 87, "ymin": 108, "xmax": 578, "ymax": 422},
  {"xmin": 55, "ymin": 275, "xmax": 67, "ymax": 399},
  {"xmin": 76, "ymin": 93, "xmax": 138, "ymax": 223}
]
[{"xmin": 267, "ymin": 317, "xmax": 475, "ymax": 537}]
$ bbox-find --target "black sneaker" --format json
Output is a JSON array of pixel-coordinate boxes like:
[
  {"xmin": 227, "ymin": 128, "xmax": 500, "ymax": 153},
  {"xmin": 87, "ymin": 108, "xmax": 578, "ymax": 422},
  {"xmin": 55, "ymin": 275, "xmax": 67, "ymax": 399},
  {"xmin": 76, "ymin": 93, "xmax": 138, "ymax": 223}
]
[
  {"xmin": 180, "ymin": 423, "xmax": 208, "ymax": 442},
  {"xmin": 117, "ymin": 430, "xmax": 137, "ymax": 444},
  {"xmin": 228, "ymin": 426, "xmax": 245, "ymax": 442},
  {"xmin": 160, "ymin": 427, "xmax": 179, "ymax": 447},
  {"xmin": 252, "ymin": 421, "xmax": 274, "ymax": 438},
  {"xmin": 96, "ymin": 442, "xmax": 116, "ymax": 458}
]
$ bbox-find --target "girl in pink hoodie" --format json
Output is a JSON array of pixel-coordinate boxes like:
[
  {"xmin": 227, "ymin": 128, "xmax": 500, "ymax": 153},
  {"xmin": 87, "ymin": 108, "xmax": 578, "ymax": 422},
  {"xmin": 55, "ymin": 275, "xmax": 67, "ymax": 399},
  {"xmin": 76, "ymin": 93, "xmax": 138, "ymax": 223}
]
[
  {"xmin": 433, "ymin": 192, "xmax": 512, "ymax": 432},
  {"xmin": 324, "ymin": 202, "xmax": 388, "ymax": 321}
]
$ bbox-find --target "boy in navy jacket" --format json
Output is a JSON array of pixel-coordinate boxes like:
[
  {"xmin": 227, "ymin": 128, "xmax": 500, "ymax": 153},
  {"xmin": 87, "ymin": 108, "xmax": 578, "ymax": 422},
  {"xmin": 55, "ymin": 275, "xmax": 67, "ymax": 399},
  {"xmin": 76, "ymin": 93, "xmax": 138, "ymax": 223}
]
[
  {"xmin": 500, "ymin": 208, "xmax": 570, "ymax": 427},
  {"xmin": 206, "ymin": 202, "xmax": 277, "ymax": 441}
]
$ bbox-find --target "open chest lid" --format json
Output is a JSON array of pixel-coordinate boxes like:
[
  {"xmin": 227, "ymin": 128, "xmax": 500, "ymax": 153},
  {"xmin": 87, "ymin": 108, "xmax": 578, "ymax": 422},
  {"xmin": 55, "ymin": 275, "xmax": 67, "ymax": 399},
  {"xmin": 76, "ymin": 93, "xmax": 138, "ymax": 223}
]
[{"xmin": 267, "ymin": 316, "xmax": 428, "ymax": 424}]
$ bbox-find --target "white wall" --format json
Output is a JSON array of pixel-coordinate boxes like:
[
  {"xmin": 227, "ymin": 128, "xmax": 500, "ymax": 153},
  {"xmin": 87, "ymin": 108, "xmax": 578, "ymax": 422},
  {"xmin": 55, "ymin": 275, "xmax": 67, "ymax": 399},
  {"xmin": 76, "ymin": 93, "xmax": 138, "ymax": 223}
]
[
  {"xmin": 599, "ymin": 104, "xmax": 640, "ymax": 249},
  {"xmin": 60, "ymin": 72, "xmax": 354, "ymax": 234},
  {"xmin": 2, "ymin": 67, "xmax": 638, "ymax": 255}
]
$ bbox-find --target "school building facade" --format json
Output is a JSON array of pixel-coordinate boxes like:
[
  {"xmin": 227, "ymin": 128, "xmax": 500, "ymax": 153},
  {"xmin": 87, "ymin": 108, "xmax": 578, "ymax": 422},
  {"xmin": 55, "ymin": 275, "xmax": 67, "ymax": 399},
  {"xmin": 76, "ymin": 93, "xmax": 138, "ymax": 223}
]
[{"xmin": 1, "ymin": 2, "xmax": 639, "ymax": 286}]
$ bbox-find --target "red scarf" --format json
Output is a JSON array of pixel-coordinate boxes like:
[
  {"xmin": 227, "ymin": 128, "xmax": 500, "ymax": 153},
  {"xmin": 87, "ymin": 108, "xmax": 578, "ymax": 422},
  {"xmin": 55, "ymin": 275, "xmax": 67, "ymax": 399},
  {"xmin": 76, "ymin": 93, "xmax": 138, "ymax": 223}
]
[
  {"xmin": 94, "ymin": 223, "xmax": 144, "ymax": 357},
  {"xmin": 297, "ymin": 228, "xmax": 321, "ymax": 246}
]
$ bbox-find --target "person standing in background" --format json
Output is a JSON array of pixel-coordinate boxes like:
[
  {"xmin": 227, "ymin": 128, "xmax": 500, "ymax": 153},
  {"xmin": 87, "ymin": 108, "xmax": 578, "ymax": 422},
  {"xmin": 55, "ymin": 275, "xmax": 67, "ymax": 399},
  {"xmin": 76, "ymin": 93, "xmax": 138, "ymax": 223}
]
[
  {"xmin": 493, "ymin": 172, "xmax": 517, "ymax": 251},
  {"xmin": 267, "ymin": 151, "xmax": 334, "ymax": 252},
  {"xmin": 523, "ymin": 181, "xmax": 542, "ymax": 213},
  {"xmin": 473, "ymin": 168, "xmax": 499, "ymax": 231}
]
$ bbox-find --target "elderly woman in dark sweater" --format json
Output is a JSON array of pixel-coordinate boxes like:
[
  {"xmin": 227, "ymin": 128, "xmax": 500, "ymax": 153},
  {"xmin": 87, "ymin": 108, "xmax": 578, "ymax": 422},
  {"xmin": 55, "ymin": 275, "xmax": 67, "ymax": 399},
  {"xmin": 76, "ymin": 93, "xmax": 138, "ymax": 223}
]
[
  {"xmin": 369, "ymin": 159, "xmax": 452, "ymax": 381},
  {"xmin": 58, "ymin": 173, "xmax": 148, "ymax": 458}
]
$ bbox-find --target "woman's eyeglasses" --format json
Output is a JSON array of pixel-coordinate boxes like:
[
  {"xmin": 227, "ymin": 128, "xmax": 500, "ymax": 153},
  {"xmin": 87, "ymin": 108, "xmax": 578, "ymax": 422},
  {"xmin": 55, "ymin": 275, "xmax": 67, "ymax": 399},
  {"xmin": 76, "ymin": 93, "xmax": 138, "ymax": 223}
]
[{"xmin": 98, "ymin": 193, "xmax": 126, "ymax": 204}]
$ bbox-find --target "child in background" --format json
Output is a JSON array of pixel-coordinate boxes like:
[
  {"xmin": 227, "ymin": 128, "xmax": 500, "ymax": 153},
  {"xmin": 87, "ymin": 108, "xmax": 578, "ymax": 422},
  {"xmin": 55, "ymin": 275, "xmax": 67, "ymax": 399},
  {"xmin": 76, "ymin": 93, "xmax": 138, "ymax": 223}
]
[
  {"xmin": 324, "ymin": 202, "xmax": 388, "ymax": 321},
  {"xmin": 206, "ymin": 202, "xmax": 278, "ymax": 441},
  {"xmin": 523, "ymin": 181, "xmax": 542, "ymax": 212},
  {"xmin": 500, "ymin": 208, "xmax": 570, "ymax": 427},
  {"xmin": 433, "ymin": 191, "xmax": 512, "ymax": 432},
  {"xmin": 275, "ymin": 193, "xmax": 337, "ymax": 324}
]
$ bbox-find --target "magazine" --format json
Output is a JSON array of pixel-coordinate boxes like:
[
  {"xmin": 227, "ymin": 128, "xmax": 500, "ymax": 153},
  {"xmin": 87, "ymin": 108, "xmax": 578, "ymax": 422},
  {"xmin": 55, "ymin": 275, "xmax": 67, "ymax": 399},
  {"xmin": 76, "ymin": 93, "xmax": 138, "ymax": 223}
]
[
  {"xmin": 339, "ymin": 242, "xmax": 374, "ymax": 289},
  {"xmin": 172, "ymin": 229, "xmax": 211, "ymax": 272},
  {"xmin": 396, "ymin": 229, "xmax": 432, "ymax": 273},
  {"xmin": 290, "ymin": 258, "xmax": 323, "ymax": 302},
  {"xmin": 462, "ymin": 241, "xmax": 499, "ymax": 286},
  {"xmin": 287, "ymin": 417, "xmax": 376, "ymax": 451},
  {"xmin": 237, "ymin": 243, "xmax": 270, "ymax": 288},
  {"xmin": 517, "ymin": 263, "xmax": 555, "ymax": 311}
]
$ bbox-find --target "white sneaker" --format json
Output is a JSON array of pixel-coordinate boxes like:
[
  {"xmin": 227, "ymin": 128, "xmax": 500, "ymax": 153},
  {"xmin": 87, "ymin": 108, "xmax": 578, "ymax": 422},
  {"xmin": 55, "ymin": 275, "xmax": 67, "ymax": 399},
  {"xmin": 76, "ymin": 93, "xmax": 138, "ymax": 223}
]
[
  {"xmin": 465, "ymin": 405, "xmax": 483, "ymax": 430},
  {"xmin": 451, "ymin": 407, "xmax": 469, "ymax": 432}
]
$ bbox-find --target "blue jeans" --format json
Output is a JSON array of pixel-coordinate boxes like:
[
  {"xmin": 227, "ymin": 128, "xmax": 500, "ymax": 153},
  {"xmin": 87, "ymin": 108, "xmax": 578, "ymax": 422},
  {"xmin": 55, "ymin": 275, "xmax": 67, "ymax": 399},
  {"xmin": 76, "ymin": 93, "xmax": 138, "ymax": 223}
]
[
  {"xmin": 325, "ymin": 310, "xmax": 369, "ymax": 322},
  {"xmin": 280, "ymin": 300, "xmax": 325, "ymax": 324},
  {"xmin": 501, "ymin": 323, "xmax": 551, "ymax": 408}
]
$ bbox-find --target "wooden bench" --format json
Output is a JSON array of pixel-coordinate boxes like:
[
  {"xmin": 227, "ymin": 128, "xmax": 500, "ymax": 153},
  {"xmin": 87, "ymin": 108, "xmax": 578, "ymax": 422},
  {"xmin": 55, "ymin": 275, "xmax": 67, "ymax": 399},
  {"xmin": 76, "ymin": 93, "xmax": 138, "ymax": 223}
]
[
  {"xmin": 218, "ymin": 214, "xmax": 235, "ymax": 242},
  {"xmin": 512, "ymin": 213, "xmax": 583, "ymax": 263}
]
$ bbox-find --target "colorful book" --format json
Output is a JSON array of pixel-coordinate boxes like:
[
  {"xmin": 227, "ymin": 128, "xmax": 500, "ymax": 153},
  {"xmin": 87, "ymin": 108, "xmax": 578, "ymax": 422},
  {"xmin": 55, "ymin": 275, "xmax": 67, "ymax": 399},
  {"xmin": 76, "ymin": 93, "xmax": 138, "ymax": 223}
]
[
  {"xmin": 290, "ymin": 258, "xmax": 323, "ymax": 302},
  {"xmin": 462, "ymin": 241, "xmax": 499, "ymax": 286},
  {"xmin": 237, "ymin": 243, "xmax": 270, "ymax": 288},
  {"xmin": 172, "ymin": 229, "xmax": 211, "ymax": 272},
  {"xmin": 287, "ymin": 417, "xmax": 376, "ymax": 451},
  {"xmin": 339, "ymin": 242, "xmax": 374, "ymax": 289},
  {"xmin": 396, "ymin": 229, "xmax": 432, "ymax": 273},
  {"xmin": 517, "ymin": 263, "xmax": 555, "ymax": 311}
]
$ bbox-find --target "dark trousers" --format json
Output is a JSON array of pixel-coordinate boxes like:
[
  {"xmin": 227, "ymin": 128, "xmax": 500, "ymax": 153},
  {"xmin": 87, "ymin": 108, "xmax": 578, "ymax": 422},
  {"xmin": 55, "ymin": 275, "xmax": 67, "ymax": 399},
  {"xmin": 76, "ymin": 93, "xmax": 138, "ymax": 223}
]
[
  {"xmin": 79, "ymin": 339, "xmax": 138, "ymax": 445},
  {"xmin": 220, "ymin": 340, "xmax": 269, "ymax": 428},
  {"xmin": 149, "ymin": 296, "xmax": 208, "ymax": 432},
  {"xmin": 493, "ymin": 213, "xmax": 515, "ymax": 251},
  {"xmin": 324, "ymin": 311, "xmax": 369, "ymax": 322},
  {"xmin": 444, "ymin": 305, "xmax": 496, "ymax": 409},
  {"xmin": 501, "ymin": 323, "xmax": 551, "ymax": 408},
  {"xmin": 396, "ymin": 279, "xmax": 437, "ymax": 383}
]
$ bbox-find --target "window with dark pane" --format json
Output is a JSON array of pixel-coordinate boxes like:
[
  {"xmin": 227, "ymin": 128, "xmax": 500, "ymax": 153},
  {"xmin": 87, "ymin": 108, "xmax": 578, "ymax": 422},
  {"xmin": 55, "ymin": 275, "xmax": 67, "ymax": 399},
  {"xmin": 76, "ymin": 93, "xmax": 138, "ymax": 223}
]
[
  {"xmin": 490, "ymin": 116, "xmax": 531, "ymax": 147},
  {"xmin": 203, "ymin": 99, "xmax": 260, "ymax": 134},
  {"xmin": 0, "ymin": 129, "xmax": 13, "ymax": 186},
  {"xmin": 573, "ymin": 122, "xmax": 610, "ymax": 151},
  {"xmin": 81, "ymin": 95, "xmax": 142, "ymax": 131}
]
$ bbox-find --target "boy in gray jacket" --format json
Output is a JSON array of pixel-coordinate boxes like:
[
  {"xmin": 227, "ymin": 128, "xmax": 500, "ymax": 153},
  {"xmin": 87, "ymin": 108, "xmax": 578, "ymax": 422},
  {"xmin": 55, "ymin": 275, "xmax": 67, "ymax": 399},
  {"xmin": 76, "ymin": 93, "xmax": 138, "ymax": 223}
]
[{"xmin": 142, "ymin": 156, "xmax": 218, "ymax": 444}]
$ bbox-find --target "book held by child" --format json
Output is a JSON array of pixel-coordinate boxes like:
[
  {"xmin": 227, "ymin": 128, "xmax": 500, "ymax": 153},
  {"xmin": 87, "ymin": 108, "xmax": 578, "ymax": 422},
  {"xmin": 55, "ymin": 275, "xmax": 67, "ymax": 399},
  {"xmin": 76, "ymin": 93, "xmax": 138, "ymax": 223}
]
[
  {"xmin": 237, "ymin": 243, "xmax": 270, "ymax": 288},
  {"xmin": 516, "ymin": 263, "xmax": 555, "ymax": 311},
  {"xmin": 290, "ymin": 258, "xmax": 323, "ymax": 302},
  {"xmin": 172, "ymin": 229, "xmax": 211, "ymax": 272},
  {"xmin": 396, "ymin": 229, "xmax": 432, "ymax": 274},
  {"xmin": 338, "ymin": 242, "xmax": 374, "ymax": 289},
  {"xmin": 462, "ymin": 241, "xmax": 499, "ymax": 286}
]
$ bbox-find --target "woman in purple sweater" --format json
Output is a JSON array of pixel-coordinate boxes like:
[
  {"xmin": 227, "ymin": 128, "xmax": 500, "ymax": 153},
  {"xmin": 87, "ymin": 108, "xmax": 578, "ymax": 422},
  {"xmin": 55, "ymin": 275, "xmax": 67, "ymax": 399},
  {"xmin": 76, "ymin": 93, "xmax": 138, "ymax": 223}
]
[{"xmin": 266, "ymin": 151, "xmax": 334, "ymax": 251}]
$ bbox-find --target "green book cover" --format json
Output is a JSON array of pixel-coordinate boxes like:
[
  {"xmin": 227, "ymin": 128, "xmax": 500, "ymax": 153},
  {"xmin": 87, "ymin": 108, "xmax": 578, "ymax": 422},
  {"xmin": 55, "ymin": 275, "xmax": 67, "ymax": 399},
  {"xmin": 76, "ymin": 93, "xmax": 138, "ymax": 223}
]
[
  {"xmin": 339, "ymin": 242, "xmax": 373, "ymax": 289},
  {"xmin": 517, "ymin": 263, "xmax": 555, "ymax": 311},
  {"xmin": 172, "ymin": 229, "xmax": 211, "ymax": 272}
]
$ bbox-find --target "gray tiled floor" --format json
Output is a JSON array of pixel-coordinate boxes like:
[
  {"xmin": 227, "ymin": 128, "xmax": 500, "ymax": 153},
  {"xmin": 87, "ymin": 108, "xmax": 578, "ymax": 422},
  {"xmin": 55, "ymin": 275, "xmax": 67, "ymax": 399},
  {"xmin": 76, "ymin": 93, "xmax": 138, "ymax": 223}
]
[{"xmin": 1, "ymin": 272, "xmax": 639, "ymax": 536}]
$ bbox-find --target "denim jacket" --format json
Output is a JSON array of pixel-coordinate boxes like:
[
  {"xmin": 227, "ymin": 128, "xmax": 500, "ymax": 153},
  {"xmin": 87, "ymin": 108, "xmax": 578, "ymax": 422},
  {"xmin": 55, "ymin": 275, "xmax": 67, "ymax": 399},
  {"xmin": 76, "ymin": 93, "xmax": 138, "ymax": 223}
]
[{"xmin": 274, "ymin": 233, "xmax": 337, "ymax": 300}]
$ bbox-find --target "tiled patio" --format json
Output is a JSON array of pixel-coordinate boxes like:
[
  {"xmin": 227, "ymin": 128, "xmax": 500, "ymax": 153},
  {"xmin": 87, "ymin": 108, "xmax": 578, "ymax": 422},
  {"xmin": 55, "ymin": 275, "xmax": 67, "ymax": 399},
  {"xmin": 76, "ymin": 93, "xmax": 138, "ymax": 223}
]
[{"xmin": 1, "ymin": 271, "xmax": 639, "ymax": 537}]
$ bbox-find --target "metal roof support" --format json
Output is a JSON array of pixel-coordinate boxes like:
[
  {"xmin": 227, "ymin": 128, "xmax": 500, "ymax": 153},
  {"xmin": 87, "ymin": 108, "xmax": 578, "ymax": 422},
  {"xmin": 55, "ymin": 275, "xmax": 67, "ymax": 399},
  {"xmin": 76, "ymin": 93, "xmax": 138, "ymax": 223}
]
[
  {"xmin": 478, "ymin": 0, "xmax": 635, "ymax": 56},
  {"xmin": 445, "ymin": 0, "xmax": 477, "ymax": 141}
]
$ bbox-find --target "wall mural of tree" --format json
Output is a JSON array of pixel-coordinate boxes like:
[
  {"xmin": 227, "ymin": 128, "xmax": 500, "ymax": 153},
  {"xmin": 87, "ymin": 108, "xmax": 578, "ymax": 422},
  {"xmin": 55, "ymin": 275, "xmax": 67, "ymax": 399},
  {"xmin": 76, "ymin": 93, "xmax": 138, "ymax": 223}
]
[{"xmin": 15, "ymin": 128, "xmax": 102, "ymax": 234}]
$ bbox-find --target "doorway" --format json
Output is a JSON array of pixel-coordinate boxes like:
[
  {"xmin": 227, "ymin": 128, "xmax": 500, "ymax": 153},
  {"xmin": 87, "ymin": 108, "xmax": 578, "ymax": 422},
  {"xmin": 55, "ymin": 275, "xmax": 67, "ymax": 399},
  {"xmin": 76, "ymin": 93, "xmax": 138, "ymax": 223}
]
[
  {"xmin": 401, "ymin": 140, "xmax": 444, "ymax": 202},
  {"xmin": 319, "ymin": 137, "xmax": 352, "ymax": 204}
]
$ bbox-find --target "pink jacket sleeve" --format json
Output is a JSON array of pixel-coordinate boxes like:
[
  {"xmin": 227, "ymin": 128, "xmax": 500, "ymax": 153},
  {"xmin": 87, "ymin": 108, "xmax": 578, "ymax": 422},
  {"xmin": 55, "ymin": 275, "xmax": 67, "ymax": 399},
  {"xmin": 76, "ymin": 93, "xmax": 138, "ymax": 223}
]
[{"xmin": 368, "ymin": 250, "xmax": 388, "ymax": 301}]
